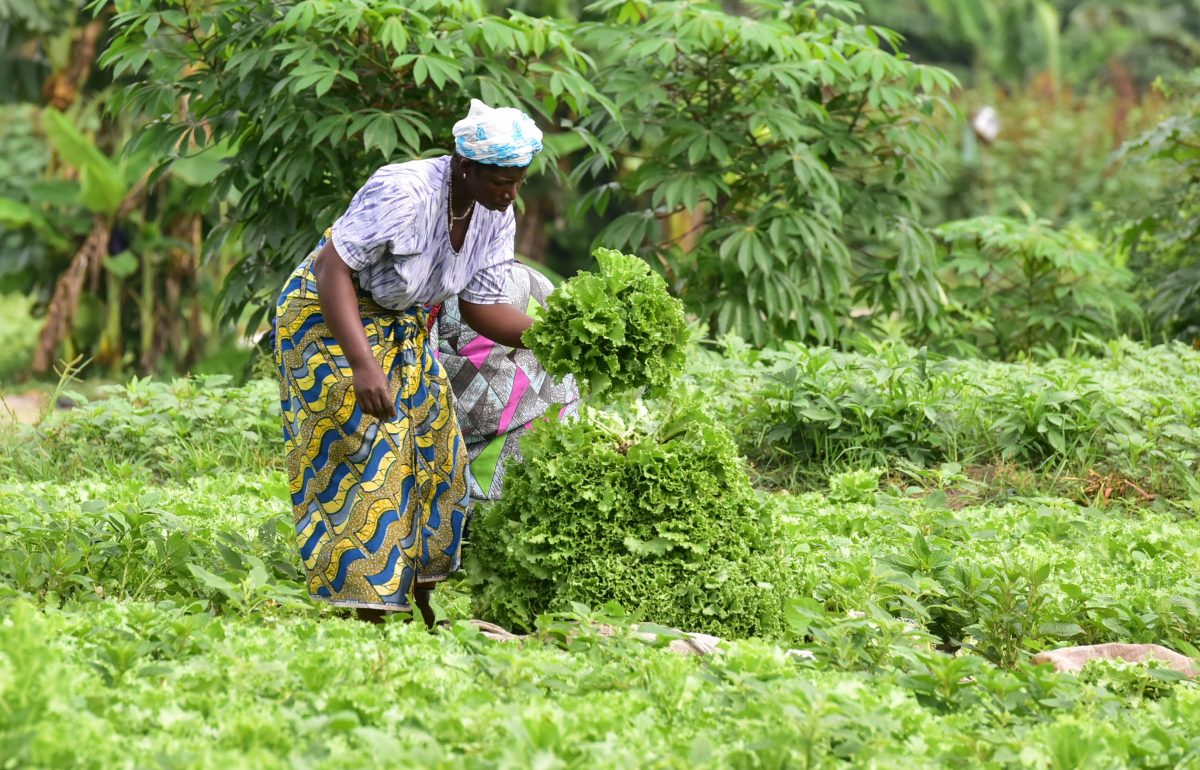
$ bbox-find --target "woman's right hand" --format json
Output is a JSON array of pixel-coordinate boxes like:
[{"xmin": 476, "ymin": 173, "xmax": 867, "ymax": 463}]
[
  {"xmin": 352, "ymin": 362, "xmax": 397, "ymax": 421},
  {"xmin": 312, "ymin": 241, "xmax": 398, "ymax": 423}
]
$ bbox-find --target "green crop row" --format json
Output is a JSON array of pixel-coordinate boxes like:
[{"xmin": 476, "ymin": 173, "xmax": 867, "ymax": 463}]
[
  {"xmin": 691, "ymin": 337, "xmax": 1200, "ymax": 495},
  {"xmin": 1, "ymin": 375, "xmax": 281, "ymax": 482},
  {"xmin": 2, "ymin": 347, "xmax": 1200, "ymax": 767},
  {"xmin": 787, "ymin": 477, "xmax": 1200, "ymax": 668},
  {"xmin": 7, "ymin": 337, "xmax": 1198, "ymax": 495},
  {"xmin": 0, "ymin": 474, "xmax": 304, "ymax": 614}
]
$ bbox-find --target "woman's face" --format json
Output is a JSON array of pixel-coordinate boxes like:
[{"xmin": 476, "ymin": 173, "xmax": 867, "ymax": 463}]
[{"xmin": 464, "ymin": 161, "xmax": 528, "ymax": 212}]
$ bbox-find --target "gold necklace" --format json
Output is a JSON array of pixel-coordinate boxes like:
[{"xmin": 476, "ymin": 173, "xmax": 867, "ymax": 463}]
[{"xmin": 447, "ymin": 167, "xmax": 474, "ymax": 228}]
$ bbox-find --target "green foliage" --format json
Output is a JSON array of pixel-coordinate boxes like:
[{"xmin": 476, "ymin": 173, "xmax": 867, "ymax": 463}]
[
  {"xmin": 826, "ymin": 466, "xmax": 884, "ymax": 504},
  {"xmin": 748, "ymin": 343, "xmax": 972, "ymax": 467},
  {"xmin": 695, "ymin": 337, "xmax": 1200, "ymax": 492},
  {"xmin": 523, "ymin": 247, "xmax": 688, "ymax": 397},
  {"xmin": 42, "ymin": 107, "xmax": 129, "ymax": 215},
  {"xmin": 0, "ymin": 99, "xmax": 235, "ymax": 376},
  {"xmin": 0, "ymin": 293, "xmax": 37, "ymax": 381},
  {"xmin": 920, "ymin": 88, "xmax": 1169, "ymax": 228},
  {"xmin": 1113, "ymin": 71, "xmax": 1200, "ymax": 343},
  {"xmin": 102, "ymin": 0, "xmax": 608, "ymax": 332},
  {"xmin": 859, "ymin": 0, "xmax": 1200, "ymax": 90},
  {"xmin": 1078, "ymin": 658, "xmax": 1191, "ymax": 700},
  {"xmin": 858, "ymin": 0, "xmax": 1064, "ymax": 88},
  {"xmin": 0, "ymin": 104, "xmax": 62, "ymax": 293},
  {"xmin": 933, "ymin": 216, "xmax": 1139, "ymax": 358},
  {"xmin": 578, "ymin": 0, "xmax": 957, "ymax": 345},
  {"xmin": 469, "ymin": 394, "xmax": 795, "ymax": 638},
  {"xmin": 3, "ymin": 595, "xmax": 1197, "ymax": 770},
  {"xmin": 101, "ymin": 0, "xmax": 961, "ymax": 345},
  {"xmin": 783, "ymin": 490, "xmax": 1200, "ymax": 661},
  {"xmin": 0, "ymin": 0, "xmax": 91, "ymax": 103},
  {"xmin": 2, "ymin": 375, "xmax": 281, "ymax": 481},
  {"xmin": 1058, "ymin": 3, "xmax": 1200, "ymax": 88},
  {"xmin": 0, "ymin": 474, "xmax": 304, "ymax": 613},
  {"xmin": 1, "ymin": 357, "xmax": 1200, "ymax": 767}
]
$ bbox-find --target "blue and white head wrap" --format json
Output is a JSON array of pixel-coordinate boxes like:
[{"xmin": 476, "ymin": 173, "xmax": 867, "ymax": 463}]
[{"xmin": 452, "ymin": 99, "xmax": 543, "ymax": 167}]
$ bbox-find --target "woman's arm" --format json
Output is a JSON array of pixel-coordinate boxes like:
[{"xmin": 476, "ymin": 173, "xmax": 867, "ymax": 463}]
[
  {"xmin": 459, "ymin": 300, "xmax": 534, "ymax": 349},
  {"xmin": 312, "ymin": 240, "xmax": 397, "ymax": 421}
]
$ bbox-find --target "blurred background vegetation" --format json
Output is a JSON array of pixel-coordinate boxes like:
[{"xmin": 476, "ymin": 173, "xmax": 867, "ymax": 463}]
[{"xmin": 0, "ymin": 0, "xmax": 1198, "ymax": 385}]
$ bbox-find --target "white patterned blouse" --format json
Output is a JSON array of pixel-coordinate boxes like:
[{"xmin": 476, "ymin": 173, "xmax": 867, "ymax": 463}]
[{"xmin": 330, "ymin": 155, "xmax": 512, "ymax": 310}]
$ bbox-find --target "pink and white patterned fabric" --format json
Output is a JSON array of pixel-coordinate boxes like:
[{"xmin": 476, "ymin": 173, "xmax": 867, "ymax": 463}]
[{"xmin": 434, "ymin": 262, "xmax": 579, "ymax": 500}]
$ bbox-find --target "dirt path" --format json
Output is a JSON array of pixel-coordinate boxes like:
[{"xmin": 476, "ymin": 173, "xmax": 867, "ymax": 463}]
[{"xmin": 0, "ymin": 392, "xmax": 46, "ymax": 425}]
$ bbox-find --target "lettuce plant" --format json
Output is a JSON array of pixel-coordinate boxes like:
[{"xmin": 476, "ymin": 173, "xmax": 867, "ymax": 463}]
[
  {"xmin": 467, "ymin": 392, "xmax": 794, "ymax": 639},
  {"xmin": 523, "ymin": 247, "xmax": 689, "ymax": 399}
]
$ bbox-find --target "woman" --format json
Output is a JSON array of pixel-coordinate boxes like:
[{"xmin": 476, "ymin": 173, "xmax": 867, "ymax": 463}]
[
  {"xmin": 273, "ymin": 99, "xmax": 542, "ymax": 626},
  {"xmin": 434, "ymin": 262, "xmax": 579, "ymax": 502}
]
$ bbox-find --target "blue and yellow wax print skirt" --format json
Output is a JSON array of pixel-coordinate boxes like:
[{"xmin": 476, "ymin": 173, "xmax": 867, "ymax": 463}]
[{"xmin": 272, "ymin": 239, "xmax": 470, "ymax": 611}]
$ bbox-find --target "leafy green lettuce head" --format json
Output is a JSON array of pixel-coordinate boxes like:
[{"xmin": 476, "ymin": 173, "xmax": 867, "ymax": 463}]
[
  {"xmin": 522, "ymin": 247, "xmax": 690, "ymax": 398},
  {"xmin": 467, "ymin": 390, "xmax": 795, "ymax": 639}
]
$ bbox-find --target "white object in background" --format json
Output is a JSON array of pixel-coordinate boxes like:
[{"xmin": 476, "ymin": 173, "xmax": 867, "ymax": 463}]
[{"xmin": 972, "ymin": 106, "xmax": 1001, "ymax": 143}]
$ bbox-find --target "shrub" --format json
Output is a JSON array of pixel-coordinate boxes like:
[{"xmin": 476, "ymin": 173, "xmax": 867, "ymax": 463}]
[
  {"xmin": 578, "ymin": 0, "xmax": 957, "ymax": 345},
  {"xmin": 934, "ymin": 216, "xmax": 1140, "ymax": 359}
]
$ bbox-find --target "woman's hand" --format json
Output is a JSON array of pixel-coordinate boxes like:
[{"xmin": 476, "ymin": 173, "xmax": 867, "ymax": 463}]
[
  {"xmin": 312, "ymin": 240, "xmax": 396, "ymax": 421},
  {"xmin": 352, "ymin": 362, "xmax": 397, "ymax": 421}
]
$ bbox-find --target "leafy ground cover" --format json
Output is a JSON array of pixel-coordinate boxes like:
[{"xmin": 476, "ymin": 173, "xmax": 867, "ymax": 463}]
[
  {"xmin": 2, "ymin": 341, "xmax": 1199, "ymax": 767},
  {"xmin": 6, "ymin": 597, "xmax": 1200, "ymax": 770}
]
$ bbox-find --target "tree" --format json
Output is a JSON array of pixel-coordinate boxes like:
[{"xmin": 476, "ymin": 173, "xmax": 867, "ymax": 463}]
[
  {"xmin": 104, "ymin": 0, "xmax": 960, "ymax": 348},
  {"xmin": 0, "ymin": 2, "xmax": 222, "ymax": 376},
  {"xmin": 103, "ymin": 0, "xmax": 611, "ymax": 335},
  {"xmin": 575, "ymin": 0, "xmax": 957, "ymax": 344}
]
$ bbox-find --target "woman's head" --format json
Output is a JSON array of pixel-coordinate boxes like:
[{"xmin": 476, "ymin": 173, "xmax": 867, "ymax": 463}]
[{"xmin": 451, "ymin": 99, "xmax": 542, "ymax": 211}]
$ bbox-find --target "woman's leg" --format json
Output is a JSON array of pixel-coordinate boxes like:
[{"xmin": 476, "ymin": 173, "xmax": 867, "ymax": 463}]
[{"xmin": 413, "ymin": 582, "xmax": 437, "ymax": 628}]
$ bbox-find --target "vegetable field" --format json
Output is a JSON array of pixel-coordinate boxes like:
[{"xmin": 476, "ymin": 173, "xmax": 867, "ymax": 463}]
[
  {"xmin": 3, "ymin": 340, "xmax": 1199, "ymax": 769},
  {"xmin": 5, "ymin": 0, "xmax": 1200, "ymax": 766}
]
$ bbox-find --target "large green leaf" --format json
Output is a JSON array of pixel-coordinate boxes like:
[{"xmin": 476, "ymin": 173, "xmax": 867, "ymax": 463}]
[{"xmin": 41, "ymin": 108, "xmax": 126, "ymax": 215}]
